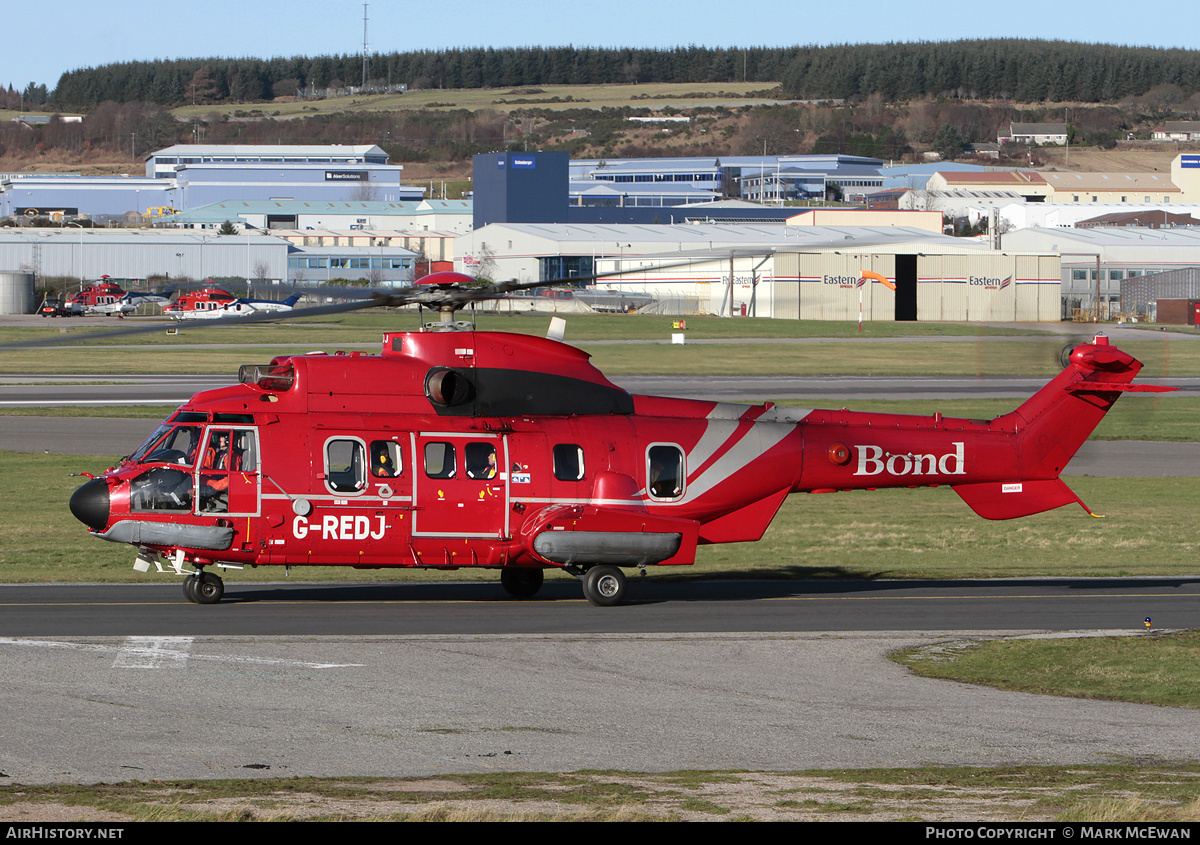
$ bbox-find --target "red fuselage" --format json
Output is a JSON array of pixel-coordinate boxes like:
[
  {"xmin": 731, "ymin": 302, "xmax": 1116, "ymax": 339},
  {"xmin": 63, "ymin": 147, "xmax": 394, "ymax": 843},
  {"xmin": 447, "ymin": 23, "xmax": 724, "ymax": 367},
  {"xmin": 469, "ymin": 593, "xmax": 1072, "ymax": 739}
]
[{"xmin": 69, "ymin": 330, "xmax": 1150, "ymax": 575}]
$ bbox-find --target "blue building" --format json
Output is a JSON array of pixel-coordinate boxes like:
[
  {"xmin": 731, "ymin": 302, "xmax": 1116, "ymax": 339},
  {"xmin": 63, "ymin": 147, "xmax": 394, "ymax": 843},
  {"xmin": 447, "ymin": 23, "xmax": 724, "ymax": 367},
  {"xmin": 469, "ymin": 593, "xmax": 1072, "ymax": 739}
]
[
  {"xmin": 0, "ymin": 174, "xmax": 171, "ymax": 219},
  {"xmin": 0, "ymin": 144, "xmax": 421, "ymax": 220},
  {"xmin": 474, "ymin": 151, "xmax": 800, "ymax": 227}
]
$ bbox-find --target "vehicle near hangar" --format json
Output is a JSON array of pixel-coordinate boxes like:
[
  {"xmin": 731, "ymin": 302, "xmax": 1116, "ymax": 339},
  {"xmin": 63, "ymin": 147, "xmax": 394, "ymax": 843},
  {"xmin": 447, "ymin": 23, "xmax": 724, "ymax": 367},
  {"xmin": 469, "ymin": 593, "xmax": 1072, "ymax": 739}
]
[{"xmin": 67, "ymin": 272, "xmax": 1171, "ymax": 606}]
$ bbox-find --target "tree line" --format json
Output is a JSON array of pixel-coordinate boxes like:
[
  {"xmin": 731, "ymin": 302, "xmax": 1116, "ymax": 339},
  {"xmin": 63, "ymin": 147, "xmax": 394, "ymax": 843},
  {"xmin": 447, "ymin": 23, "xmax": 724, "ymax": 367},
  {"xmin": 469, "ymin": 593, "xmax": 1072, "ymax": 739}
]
[{"xmin": 48, "ymin": 41, "xmax": 1200, "ymax": 108}]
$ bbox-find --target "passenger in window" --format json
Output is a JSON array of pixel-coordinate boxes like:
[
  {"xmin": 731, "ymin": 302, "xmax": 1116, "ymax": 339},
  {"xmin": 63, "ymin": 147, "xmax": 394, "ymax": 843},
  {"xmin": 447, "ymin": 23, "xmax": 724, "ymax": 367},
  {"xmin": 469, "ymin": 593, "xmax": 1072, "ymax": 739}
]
[
  {"xmin": 650, "ymin": 462, "xmax": 671, "ymax": 497},
  {"xmin": 467, "ymin": 444, "xmax": 497, "ymax": 479},
  {"xmin": 649, "ymin": 449, "xmax": 683, "ymax": 498},
  {"xmin": 200, "ymin": 431, "xmax": 234, "ymax": 511},
  {"xmin": 371, "ymin": 442, "xmax": 398, "ymax": 478}
]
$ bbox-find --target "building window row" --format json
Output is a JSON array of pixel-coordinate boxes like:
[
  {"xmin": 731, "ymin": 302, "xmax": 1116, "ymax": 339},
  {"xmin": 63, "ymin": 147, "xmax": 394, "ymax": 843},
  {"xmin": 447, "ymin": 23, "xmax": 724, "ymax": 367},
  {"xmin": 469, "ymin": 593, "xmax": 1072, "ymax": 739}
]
[{"xmin": 288, "ymin": 257, "xmax": 413, "ymax": 269}]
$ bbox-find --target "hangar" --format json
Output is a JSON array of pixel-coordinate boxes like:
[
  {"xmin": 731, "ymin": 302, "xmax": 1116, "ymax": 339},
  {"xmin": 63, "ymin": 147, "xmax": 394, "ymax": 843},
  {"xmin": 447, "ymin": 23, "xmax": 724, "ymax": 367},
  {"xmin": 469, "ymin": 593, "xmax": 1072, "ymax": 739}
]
[{"xmin": 456, "ymin": 222, "xmax": 1060, "ymax": 321}]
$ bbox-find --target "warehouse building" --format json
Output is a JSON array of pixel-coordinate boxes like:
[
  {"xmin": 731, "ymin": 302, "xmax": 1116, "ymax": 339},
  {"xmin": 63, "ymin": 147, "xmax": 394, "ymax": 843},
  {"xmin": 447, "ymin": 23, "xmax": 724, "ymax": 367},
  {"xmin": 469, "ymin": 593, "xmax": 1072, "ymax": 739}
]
[
  {"xmin": 0, "ymin": 174, "xmax": 172, "ymax": 220},
  {"xmin": 455, "ymin": 222, "xmax": 1060, "ymax": 321},
  {"xmin": 160, "ymin": 199, "xmax": 472, "ymax": 233},
  {"xmin": 145, "ymin": 144, "xmax": 391, "ymax": 178},
  {"xmin": 0, "ymin": 144, "xmax": 423, "ymax": 219},
  {"xmin": 1119, "ymin": 267, "xmax": 1200, "ymax": 323},
  {"xmin": 0, "ymin": 227, "xmax": 418, "ymax": 290},
  {"xmin": 1001, "ymin": 226, "xmax": 1200, "ymax": 319}
]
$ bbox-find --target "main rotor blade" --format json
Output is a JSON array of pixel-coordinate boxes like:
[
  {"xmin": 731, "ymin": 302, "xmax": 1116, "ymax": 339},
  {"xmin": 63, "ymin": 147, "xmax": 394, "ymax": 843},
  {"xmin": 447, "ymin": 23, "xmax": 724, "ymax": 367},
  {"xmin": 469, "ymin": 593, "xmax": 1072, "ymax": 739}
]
[
  {"xmin": 0, "ymin": 295, "xmax": 390, "ymax": 350},
  {"xmin": 1, "ymin": 255, "xmax": 735, "ymax": 351}
]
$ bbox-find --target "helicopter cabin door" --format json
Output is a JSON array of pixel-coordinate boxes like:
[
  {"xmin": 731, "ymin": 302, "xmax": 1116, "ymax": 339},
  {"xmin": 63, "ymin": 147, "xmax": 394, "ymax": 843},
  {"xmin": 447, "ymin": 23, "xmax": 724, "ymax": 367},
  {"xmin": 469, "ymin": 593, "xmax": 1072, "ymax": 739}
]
[
  {"xmin": 196, "ymin": 426, "xmax": 260, "ymax": 517},
  {"xmin": 412, "ymin": 432, "xmax": 507, "ymax": 538}
]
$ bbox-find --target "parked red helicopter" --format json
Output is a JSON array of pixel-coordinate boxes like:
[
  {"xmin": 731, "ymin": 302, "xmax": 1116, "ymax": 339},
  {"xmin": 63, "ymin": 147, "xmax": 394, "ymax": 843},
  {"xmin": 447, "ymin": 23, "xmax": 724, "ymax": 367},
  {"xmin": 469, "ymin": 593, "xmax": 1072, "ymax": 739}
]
[
  {"xmin": 60, "ymin": 278, "xmax": 168, "ymax": 317},
  {"xmin": 163, "ymin": 287, "xmax": 301, "ymax": 320},
  {"xmin": 67, "ymin": 271, "xmax": 1172, "ymax": 606}
]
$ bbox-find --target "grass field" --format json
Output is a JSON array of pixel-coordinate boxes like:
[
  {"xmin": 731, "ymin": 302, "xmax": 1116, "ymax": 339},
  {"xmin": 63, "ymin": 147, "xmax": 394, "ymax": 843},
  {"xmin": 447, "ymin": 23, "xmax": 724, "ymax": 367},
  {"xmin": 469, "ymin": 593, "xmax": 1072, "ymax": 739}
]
[
  {"xmin": 166, "ymin": 81, "xmax": 785, "ymax": 121},
  {"xmin": 4, "ymin": 763, "xmax": 1199, "ymax": 821},
  {"xmin": 3, "ymin": 313, "xmax": 1198, "ymax": 380},
  {"xmin": 894, "ymin": 630, "xmax": 1200, "ymax": 709}
]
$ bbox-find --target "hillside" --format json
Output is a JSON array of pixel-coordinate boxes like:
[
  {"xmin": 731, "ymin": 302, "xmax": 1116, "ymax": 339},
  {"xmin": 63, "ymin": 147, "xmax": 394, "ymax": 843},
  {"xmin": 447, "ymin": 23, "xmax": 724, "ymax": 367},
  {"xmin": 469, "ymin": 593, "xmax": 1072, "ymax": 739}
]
[
  {"xmin": 6, "ymin": 83, "xmax": 1200, "ymax": 181},
  {"xmin": 1035, "ymin": 147, "xmax": 1187, "ymax": 173}
]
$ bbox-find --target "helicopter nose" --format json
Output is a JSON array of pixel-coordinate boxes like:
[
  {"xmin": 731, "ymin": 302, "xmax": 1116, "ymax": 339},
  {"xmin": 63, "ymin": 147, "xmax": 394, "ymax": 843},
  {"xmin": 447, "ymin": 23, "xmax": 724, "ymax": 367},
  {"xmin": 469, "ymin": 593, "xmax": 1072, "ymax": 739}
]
[{"xmin": 69, "ymin": 477, "xmax": 110, "ymax": 531}]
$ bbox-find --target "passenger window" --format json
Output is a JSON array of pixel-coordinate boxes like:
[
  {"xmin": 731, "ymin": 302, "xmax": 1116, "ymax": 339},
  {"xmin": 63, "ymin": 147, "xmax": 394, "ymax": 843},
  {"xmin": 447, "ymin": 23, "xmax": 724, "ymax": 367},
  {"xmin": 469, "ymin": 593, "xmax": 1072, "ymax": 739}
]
[
  {"xmin": 370, "ymin": 440, "xmax": 401, "ymax": 478},
  {"xmin": 465, "ymin": 442, "xmax": 498, "ymax": 479},
  {"xmin": 647, "ymin": 444, "xmax": 685, "ymax": 500},
  {"xmin": 424, "ymin": 442, "xmax": 456, "ymax": 479},
  {"xmin": 326, "ymin": 439, "xmax": 366, "ymax": 493},
  {"xmin": 553, "ymin": 444, "xmax": 585, "ymax": 481}
]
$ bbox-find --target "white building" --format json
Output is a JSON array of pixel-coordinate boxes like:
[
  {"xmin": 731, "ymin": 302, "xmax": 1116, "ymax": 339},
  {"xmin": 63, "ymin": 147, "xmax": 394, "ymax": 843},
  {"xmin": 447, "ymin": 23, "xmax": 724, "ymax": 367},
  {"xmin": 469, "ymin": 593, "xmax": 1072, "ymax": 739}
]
[{"xmin": 455, "ymin": 222, "xmax": 1059, "ymax": 321}]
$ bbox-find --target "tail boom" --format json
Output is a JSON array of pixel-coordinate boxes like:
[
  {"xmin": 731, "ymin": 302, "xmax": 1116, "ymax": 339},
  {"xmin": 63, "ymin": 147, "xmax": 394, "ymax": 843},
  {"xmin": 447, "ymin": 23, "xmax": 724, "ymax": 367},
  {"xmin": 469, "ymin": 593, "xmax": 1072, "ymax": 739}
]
[{"xmin": 792, "ymin": 335, "xmax": 1172, "ymax": 520}]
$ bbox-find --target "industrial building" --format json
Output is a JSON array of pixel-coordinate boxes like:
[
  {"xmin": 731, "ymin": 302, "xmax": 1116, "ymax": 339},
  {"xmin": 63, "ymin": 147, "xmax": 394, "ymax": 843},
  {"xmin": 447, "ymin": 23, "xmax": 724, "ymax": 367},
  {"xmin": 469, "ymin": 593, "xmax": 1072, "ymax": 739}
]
[
  {"xmin": 160, "ymin": 199, "xmax": 472, "ymax": 233},
  {"xmin": 570, "ymin": 154, "xmax": 889, "ymax": 205},
  {"xmin": 1001, "ymin": 225, "xmax": 1200, "ymax": 319},
  {"xmin": 0, "ymin": 228, "xmax": 418, "ymax": 289},
  {"xmin": 145, "ymin": 144, "xmax": 391, "ymax": 178},
  {"xmin": 1120, "ymin": 267, "xmax": 1200, "ymax": 323},
  {"xmin": 0, "ymin": 144, "xmax": 422, "ymax": 220},
  {"xmin": 0, "ymin": 174, "xmax": 172, "ymax": 220},
  {"xmin": 455, "ymin": 222, "xmax": 1060, "ymax": 321}
]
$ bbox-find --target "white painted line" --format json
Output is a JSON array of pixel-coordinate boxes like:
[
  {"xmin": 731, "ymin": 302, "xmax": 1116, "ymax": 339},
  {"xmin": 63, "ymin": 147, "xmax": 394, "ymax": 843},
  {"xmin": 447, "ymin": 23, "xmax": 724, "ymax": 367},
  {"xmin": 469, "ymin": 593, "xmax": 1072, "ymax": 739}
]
[
  {"xmin": 112, "ymin": 636, "xmax": 194, "ymax": 669},
  {"xmin": 0, "ymin": 637, "xmax": 364, "ymax": 670}
]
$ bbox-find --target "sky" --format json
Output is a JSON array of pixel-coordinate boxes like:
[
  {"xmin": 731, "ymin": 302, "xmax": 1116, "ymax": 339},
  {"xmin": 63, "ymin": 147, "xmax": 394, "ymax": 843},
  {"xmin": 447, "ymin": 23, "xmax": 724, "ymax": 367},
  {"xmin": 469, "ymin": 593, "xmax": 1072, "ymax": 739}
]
[{"xmin": 8, "ymin": 0, "xmax": 1200, "ymax": 92}]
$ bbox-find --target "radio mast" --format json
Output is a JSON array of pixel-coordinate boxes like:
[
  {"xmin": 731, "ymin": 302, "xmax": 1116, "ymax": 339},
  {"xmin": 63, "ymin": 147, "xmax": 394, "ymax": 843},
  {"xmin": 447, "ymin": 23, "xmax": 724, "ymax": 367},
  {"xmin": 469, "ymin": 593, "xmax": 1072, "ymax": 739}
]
[{"xmin": 362, "ymin": 3, "xmax": 370, "ymax": 88}]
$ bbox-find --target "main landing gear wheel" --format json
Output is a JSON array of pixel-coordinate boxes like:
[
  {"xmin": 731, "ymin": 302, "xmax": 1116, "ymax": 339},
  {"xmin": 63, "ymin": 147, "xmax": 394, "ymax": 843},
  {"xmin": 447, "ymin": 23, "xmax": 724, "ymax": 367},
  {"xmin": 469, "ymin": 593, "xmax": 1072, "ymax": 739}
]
[
  {"xmin": 193, "ymin": 571, "xmax": 224, "ymax": 604},
  {"xmin": 183, "ymin": 574, "xmax": 198, "ymax": 603},
  {"xmin": 500, "ymin": 567, "xmax": 544, "ymax": 599},
  {"xmin": 581, "ymin": 565, "xmax": 627, "ymax": 607}
]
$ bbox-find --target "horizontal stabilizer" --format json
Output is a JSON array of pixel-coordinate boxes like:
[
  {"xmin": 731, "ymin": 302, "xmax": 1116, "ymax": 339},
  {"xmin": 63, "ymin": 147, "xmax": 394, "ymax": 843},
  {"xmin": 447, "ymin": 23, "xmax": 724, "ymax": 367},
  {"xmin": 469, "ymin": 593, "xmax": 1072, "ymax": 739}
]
[
  {"xmin": 1069, "ymin": 381, "xmax": 1177, "ymax": 394},
  {"xmin": 952, "ymin": 478, "xmax": 1093, "ymax": 520}
]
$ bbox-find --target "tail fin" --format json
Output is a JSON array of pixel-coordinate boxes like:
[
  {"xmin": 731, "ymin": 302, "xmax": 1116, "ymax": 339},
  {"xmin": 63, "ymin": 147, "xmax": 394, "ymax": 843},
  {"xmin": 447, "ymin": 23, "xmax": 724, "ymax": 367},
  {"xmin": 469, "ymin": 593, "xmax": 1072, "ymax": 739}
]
[
  {"xmin": 282, "ymin": 294, "xmax": 301, "ymax": 308},
  {"xmin": 952, "ymin": 334, "xmax": 1174, "ymax": 520}
]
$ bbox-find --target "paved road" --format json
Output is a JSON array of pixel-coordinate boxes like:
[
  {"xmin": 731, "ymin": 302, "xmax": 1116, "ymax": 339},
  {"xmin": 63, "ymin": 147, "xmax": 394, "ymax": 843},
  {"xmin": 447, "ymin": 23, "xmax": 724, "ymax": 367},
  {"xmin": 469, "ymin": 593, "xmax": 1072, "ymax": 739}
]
[{"xmin": 1, "ymin": 577, "xmax": 1198, "ymax": 784}]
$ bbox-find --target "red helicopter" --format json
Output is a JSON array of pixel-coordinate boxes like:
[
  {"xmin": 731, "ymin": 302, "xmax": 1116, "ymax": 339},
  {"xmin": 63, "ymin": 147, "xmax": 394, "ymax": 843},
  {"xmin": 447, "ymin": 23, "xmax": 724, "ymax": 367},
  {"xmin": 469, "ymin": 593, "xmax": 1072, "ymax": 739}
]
[
  {"xmin": 163, "ymin": 287, "xmax": 302, "ymax": 320},
  {"xmin": 64, "ymin": 278, "xmax": 126, "ymax": 316},
  {"xmin": 66, "ymin": 271, "xmax": 1172, "ymax": 606},
  {"xmin": 59, "ymin": 277, "xmax": 168, "ymax": 317}
]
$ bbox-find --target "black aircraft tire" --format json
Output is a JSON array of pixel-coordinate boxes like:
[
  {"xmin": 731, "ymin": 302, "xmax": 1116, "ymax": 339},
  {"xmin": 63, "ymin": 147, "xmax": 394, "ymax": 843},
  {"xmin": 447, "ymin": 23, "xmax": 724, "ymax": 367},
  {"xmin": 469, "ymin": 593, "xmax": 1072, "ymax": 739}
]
[
  {"xmin": 501, "ymin": 567, "xmax": 545, "ymax": 599},
  {"xmin": 582, "ymin": 565, "xmax": 627, "ymax": 607},
  {"xmin": 194, "ymin": 571, "xmax": 224, "ymax": 604},
  {"xmin": 182, "ymin": 574, "xmax": 198, "ymax": 604}
]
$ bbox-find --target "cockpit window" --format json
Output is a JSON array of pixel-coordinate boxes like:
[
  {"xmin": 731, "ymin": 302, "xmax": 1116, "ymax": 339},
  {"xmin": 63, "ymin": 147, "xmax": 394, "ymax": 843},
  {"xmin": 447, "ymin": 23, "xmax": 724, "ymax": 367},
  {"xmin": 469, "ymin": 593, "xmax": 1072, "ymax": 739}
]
[
  {"xmin": 129, "ymin": 424, "xmax": 172, "ymax": 462},
  {"xmin": 132, "ymin": 425, "xmax": 203, "ymax": 466}
]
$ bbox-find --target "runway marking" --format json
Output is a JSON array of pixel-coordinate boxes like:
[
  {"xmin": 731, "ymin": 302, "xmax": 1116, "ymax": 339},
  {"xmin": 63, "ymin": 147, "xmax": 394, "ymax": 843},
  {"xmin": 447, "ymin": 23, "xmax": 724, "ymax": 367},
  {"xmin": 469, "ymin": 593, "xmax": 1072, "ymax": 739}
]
[
  {"xmin": 112, "ymin": 636, "xmax": 193, "ymax": 669},
  {"xmin": 0, "ymin": 637, "xmax": 364, "ymax": 670}
]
